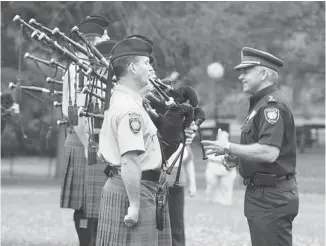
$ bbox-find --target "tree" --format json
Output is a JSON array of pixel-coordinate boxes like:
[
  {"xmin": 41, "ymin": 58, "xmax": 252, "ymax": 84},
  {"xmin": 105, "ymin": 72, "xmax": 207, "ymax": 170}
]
[{"xmin": 1, "ymin": 1, "xmax": 324, "ymax": 156}]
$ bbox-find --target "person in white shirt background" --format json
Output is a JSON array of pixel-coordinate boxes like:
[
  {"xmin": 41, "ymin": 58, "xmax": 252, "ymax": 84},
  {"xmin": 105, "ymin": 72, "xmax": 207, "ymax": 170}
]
[{"xmin": 204, "ymin": 130, "xmax": 237, "ymax": 206}]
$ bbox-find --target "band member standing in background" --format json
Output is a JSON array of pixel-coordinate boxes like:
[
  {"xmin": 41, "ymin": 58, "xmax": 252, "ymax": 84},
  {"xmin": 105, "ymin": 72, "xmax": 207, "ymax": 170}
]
[{"xmin": 60, "ymin": 16, "xmax": 110, "ymax": 246}]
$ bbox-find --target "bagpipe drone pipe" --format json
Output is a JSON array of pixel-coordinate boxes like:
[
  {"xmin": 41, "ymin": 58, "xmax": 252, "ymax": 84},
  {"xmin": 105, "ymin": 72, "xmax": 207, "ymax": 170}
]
[
  {"xmin": 143, "ymin": 75, "xmax": 207, "ymax": 185},
  {"xmin": 10, "ymin": 15, "xmax": 115, "ymax": 155}
]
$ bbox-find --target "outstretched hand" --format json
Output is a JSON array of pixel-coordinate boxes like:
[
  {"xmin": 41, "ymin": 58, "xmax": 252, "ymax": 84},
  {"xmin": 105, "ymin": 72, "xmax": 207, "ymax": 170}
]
[{"xmin": 201, "ymin": 129, "xmax": 230, "ymax": 155}]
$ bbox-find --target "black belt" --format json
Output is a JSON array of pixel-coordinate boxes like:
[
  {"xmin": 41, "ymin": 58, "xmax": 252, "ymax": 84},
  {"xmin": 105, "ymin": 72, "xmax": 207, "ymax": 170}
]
[
  {"xmin": 141, "ymin": 170, "xmax": 161, "ymax": 182},
  {"xmin": 104, "ymin": 165, "xmax": 160, "ymax": 182},
  {"xmin": 243, "ymin": 173, "xmax": 295, "ymax": 187}
]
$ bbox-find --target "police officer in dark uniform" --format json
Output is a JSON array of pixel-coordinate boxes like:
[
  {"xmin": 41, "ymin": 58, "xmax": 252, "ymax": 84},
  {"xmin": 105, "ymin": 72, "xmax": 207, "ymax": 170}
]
[{"xmin": 202, "ymin": 47, "xmax": 299, "ymax": 246}]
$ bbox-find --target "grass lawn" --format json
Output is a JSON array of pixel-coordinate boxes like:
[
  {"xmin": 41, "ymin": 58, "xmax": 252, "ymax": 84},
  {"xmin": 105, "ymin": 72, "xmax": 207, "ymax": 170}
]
[
  {"xmin": 1, "ymin": 143, "xmax": 325, "ymax": 245},
  {"xmin": 1, "ymin": 185, "xmax": 325, "ymax": 246}
]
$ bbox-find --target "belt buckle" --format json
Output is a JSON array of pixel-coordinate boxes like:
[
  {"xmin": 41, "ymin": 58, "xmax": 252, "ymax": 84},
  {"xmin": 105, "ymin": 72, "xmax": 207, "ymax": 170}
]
[
  {"xmin": 243, "ymin": 178, "xmax": 254, "ymax": 187},
  {"xmin": 103, "ymin": 165, "xmax": 114, "ymax": 178}
]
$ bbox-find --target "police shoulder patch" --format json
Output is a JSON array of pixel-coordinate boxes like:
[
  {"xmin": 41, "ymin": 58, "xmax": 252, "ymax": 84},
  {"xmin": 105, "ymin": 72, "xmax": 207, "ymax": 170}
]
[
  {"xmin": 264, "ymin": 107, "xmax": 279, "ymax": 124},
  {"xmin": 128, "ymin": 112, "xmax": 141, "ymax": 134}
]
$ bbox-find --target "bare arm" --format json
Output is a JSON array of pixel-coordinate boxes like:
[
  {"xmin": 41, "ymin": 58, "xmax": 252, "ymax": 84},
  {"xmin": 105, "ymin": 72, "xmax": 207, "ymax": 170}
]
[
  {"xmin": 121, "ymin": 151, "xmax": 142, "ymax": 209},
  {"xmin": 229, "ymin": 142, "xmax": 280, "ymax": 163}
]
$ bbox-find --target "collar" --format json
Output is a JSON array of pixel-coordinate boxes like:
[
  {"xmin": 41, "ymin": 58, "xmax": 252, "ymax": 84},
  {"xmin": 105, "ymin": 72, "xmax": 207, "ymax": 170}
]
[
  {"xmin": 249, "ymin": 84, "xmax": 278, "ymax": 107},
  {"xmin": 114, "ymin": 84, "xmax": 143, "ymax": 104}
]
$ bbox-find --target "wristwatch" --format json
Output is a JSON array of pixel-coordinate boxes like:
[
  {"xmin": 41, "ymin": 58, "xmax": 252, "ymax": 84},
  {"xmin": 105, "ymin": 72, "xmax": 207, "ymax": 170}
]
[{"xmin": 221, "ymin": 156, "xmax": 230, "ymax": 170}]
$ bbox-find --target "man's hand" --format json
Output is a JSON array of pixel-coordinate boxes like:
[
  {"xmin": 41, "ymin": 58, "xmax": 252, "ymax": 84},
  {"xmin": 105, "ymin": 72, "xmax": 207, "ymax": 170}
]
[
  {"xmin": 84, "ymin": 149, "xmax": 88, "ymax": 159},
  {"xmin": 124, "ymin": 205, "xmax": 139, "ymax": 227},
  {"xmin": 93, "ymin": 128, "xmax": 101, "ymax": 135},
  {"xmin": 184, "ymin": 121, "xmax": 197, "ymax": 145},
  {"xmin": 97, "ymin": 150, "xmax": 106, "ymax": 163},
  {"xmin": 188, "ymin": 186, "xmax": 197, "ymax": 197},
  {"xmin": 11, "ymin": 103, "xmax": 20, "ymax": 114},
  {"xmin": 201, "ymin": 129, "xmax": 230, "ymax": 155}
]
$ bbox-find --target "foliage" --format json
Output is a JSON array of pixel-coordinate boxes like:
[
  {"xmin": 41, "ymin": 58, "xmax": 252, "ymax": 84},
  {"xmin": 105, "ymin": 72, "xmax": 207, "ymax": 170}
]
[{"xmin": 1, "ymin": 1, "xmax": 325, "ymax": 155}]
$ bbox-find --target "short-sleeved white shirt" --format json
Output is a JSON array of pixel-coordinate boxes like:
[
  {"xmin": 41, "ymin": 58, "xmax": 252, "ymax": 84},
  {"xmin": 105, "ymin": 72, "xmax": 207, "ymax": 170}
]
[
  {"xmin": 61, "ymin": 63, "xmax": 92, "ymax": 148},
  {"xmin": 62, "ymin": 64, "xmax": 87, "ymax": 118},
  {"xmin": 99, "ymin": 84, "xmax": 162, "ymax": 171},
  {"xmin": 62, "ymin": 61, "xmax": 105, "ymax": 130}
]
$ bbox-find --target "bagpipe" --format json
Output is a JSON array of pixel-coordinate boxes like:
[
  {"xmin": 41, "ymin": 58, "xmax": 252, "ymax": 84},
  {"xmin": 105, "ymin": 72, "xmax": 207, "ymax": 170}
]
[
  {"xmin": 11, "ymin": 14, "xmax": 206, "ymax": 171},
  {"xmin": 10, "ymin": 15, "xmax": 114, "ymax": 156},
  {"xmin": 143, "ymin": 76, "xmax": 207, "ymax": 187}
]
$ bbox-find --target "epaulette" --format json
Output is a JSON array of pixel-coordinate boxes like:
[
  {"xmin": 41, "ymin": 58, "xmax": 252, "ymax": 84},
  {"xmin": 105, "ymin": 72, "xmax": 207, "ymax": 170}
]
[{"xmin": 266, "ymin": 94, "xmax": 278, "ymax": 104}]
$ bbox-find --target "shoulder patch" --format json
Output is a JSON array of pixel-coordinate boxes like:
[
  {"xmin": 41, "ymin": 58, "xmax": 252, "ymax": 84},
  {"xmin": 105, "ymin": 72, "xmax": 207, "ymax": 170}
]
[
  {"xmin": 267, "ymin": 95, "xmax": 278, "ymax": 104},
  {"xmin": 264, "ymin": 108, "xmax": 279, "ymax": 124},
  {"xmin": 128, "ymin": 112, "xmax": 141, "ymax": 134}
]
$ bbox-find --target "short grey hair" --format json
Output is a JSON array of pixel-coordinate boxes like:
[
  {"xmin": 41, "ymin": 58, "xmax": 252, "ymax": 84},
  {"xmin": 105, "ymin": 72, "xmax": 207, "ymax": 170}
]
[
  {"xmin": 112, "ymin": 56, "xmax": 141, "ymax": 79},
  {"xmin": 256, "ymin": 66, "xmax": 279, "ymax": 83}
]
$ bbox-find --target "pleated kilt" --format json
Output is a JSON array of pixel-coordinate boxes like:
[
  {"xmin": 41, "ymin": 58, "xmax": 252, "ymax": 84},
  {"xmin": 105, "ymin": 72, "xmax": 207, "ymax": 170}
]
[
  {"xmin": 85, "ymin": 162, "xmax": 108, "ymax": 218},
  {"xmin": 96, "ymin": 175, "xmax": 172, "ymax": 246},
  {"xmin": 60, "ymin": 131, "xmax": 86, "ymax": 210}
]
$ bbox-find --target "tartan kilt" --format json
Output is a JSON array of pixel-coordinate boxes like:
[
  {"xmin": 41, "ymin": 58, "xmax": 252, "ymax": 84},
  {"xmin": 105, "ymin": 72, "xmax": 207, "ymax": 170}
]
[
  {"xmin": 96, "ymin": 175, "xmax": 172, "ymax": 246},
  {"xmin": 85, "ymin": 162, "xmax": 108, "ymax": 218},
  {"xmin": 60, "ymin": 132, "xmax": 86, "ymax": 210}
]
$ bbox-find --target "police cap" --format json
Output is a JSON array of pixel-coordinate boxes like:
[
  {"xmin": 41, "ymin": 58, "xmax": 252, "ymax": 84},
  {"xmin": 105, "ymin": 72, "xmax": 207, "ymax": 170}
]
[
  {"xmin": 110, "ymin": 37, "xmax": 153, "ymax": 63},
  {"xmin": 234, "ymin": 47, "xmax": 284, "ymax": 71}
]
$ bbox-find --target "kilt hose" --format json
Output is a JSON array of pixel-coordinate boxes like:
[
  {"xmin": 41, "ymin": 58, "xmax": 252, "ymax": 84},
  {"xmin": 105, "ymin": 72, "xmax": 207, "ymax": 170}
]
[
  {"xmin": 96, "ymin": 175, "xmax": 172, "ymax": 246},
  {"xmin": 60, "ymin": 131, "xmax": 87, "ymax": 210}
]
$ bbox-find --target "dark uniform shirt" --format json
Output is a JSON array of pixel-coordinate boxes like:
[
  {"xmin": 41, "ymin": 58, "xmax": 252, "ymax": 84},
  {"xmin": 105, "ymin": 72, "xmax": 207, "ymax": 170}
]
[{"xmin": 239, "ymin": 84, "xmax": 297, "ymax": 178}]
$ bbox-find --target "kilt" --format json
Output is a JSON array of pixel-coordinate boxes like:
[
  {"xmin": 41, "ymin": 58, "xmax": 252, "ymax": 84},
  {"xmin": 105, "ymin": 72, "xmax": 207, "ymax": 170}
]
[
  {"xmin": 60, "ymin": 131, "xmax": 87, "ymax": 210},
  {"xmin": 96, "ymin": 175, "xmax": 172, "ymax": 246},
  {"xmin": 85, "ymin": 162, "xmax": 108, "ymax": 218}
]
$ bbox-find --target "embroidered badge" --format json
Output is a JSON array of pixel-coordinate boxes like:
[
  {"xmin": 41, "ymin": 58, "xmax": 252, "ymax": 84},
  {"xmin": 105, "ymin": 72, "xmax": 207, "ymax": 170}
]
[
  {"xmin": 129, "ymin": 112, "xmax": 141, "ymax": 134},
  {"xmin": 264, "ymin": 108, "xmax": 279, "ymax": 124}
]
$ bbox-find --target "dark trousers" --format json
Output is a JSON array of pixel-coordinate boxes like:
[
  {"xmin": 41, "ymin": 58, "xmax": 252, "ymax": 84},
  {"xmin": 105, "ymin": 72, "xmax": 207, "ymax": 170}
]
[
  {"xmin": 168, "ymin": 186, "xmax": 185, "ymax": 246},
  {"xmin": 73, "ymin": 209, "xmax": 98, "ymax": 246},
  {"xmin": 244, "ymin": 178, "xmax": 299, "ymax": 246}
]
